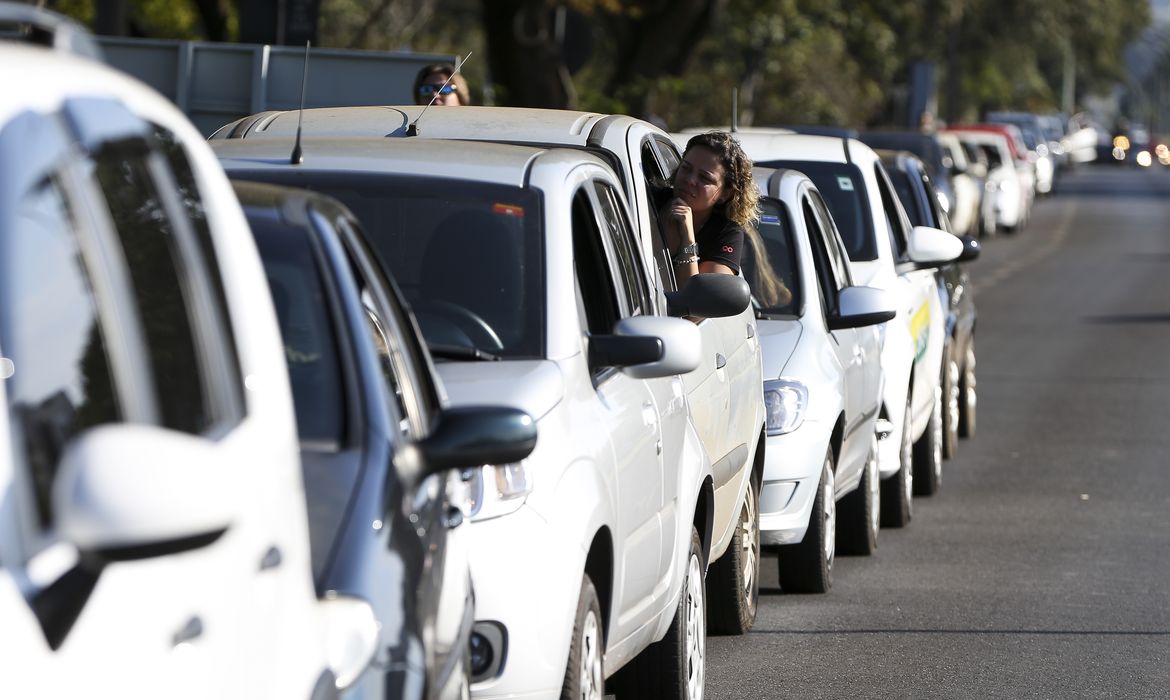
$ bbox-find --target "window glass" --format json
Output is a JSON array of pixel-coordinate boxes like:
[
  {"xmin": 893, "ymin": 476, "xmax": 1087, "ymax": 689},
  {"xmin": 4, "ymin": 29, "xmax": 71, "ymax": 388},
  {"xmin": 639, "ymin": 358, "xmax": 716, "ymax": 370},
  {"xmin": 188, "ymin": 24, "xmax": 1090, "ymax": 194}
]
[
  {"xmin": 2, "ymin": 176, "xmax": 121, "ymax": 527},
  {"xmin": 229, "ymin": 172, "xmax": 543, "ymax": 360},
  {"xmin": 250, "ymin": 215, "xmax": 347, "ymax": 445},
  {"xmin": 873, "ymin": 164, "xmax": 908, "ymax": 258},
  {"xmin": 802, "ymin": 198, "xmax": 840, "ymax": 316},
  {"xmin": 593, "ymin": 181, "xmax": 649, "ymax": 316},
  {"xmin": 886, "ymin": 167, "xmax": 926, "ymax": 227},
  {"xmin": 810, "ymin": 192, "xmax": 853, "ymax": 287},
  {"xmin": 639, "ymin": 141, "xmax": 676, "ymax": 292},
  {"xmin": 90, "ymin": 139, "xmax": 209, "ymax": 434},
  {"xmin": 740, "ymin": 199, "xmax": 800, "ymax": 316},
  {"xmin": 571, "ymin": 189, "xmax": 619, "ymax": 336},
  {"xmin": 756, "ymin": 160, "xmax": 877, "ymax": 262}
]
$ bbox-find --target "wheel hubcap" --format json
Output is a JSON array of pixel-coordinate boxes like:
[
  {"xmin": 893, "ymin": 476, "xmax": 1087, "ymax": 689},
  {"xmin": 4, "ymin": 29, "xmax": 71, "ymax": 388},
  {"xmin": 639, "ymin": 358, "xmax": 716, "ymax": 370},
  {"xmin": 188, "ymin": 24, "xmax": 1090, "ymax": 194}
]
[
  {"xmin": 579, "ymin": 611, "xmax": 602, "ymax": 700},
  {"xmin": 965, "ymin": 346, "xmax": 977, "ymax": 413},
  {"xmin": 932, "ymin": 391, "xmax": 943, "ymax": 482},
  {"xmin": 740, "ymin": 483, "xmax": 758, "ymax": 606},
  {"xmin": 946, "ymin": 360, "xmax": 960, "ymax": 442},
  {"xmin": 823, "ymin": 463, "xmax": 836, "ymax": 568},
  {"xmin": 867, "ymin": 440, "xmax": 880, "ymax": 538},
  {"xmin": 684, "ymin": 554, "xmax": 705, "ymax": 700},
  {"xmin": 901, "ymin": 405, "xmax": 914, "ymax": 515}
]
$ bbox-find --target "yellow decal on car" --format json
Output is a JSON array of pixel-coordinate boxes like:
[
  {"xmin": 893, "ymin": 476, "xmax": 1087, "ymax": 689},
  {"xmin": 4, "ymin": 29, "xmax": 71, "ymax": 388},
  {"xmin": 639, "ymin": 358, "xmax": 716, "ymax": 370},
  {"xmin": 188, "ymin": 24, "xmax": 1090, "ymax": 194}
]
[{"xmin": 910, "ymin": 303, "xmax": 930, "ymax": 362}]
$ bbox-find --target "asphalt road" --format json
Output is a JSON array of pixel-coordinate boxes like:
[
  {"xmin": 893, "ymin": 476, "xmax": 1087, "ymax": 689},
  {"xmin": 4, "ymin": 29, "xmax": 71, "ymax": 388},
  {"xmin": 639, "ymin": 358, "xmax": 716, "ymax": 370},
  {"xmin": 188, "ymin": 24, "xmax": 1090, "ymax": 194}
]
[{"xmin": 706, "ymin": 164, "xmax": 1170, "ymax": 699}]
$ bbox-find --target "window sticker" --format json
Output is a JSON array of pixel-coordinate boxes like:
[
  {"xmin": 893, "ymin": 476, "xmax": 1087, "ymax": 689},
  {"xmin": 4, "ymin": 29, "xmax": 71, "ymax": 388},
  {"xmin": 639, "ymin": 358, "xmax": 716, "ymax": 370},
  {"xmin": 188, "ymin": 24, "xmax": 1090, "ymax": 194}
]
[
  {"xmin": 493, "ymin": 203, "xmax": 524, "ymax": 217},
  {"xmin": 837, "ymin": 176, "xmax": 855, "ymax": 191},
  {"xmin": 760, "ymin": 214, "xmax": 781, "ymax": 226}
]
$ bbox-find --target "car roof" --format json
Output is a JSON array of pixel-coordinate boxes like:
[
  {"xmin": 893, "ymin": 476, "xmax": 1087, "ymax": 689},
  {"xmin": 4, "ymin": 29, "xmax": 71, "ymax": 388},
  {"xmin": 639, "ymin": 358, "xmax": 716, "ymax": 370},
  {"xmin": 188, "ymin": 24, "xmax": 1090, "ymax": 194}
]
[
  {"xmin": 213, "ymin": 105, "xmax": 617, "ymax": 145},
  {"xmin": 730, "ymin": 132, "xmax": 868, "ymax": 165},
  {"xmin": 212, "ymin": 135, "xmax": 590, "ymax": 187}
]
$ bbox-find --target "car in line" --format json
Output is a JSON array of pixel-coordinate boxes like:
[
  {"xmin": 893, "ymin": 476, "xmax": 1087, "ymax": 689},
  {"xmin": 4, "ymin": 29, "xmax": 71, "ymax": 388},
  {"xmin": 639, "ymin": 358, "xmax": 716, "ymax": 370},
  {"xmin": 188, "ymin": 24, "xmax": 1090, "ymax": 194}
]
[
  {"xmin": 234, "ymin": 180, "xmax": 540, "ymax": 698},
  {"xmin": 944, "ymin": 129, "xmax": 1027, "ymax": 234},
  {"xmin": 937, "ymin": 131, "xmax": 997, "ymax": 238},
  {"xmin": 740, "ymin": 164, "xmax": 894, "ymax": 592},
  {"xmin": 212, "ymin": 104, "xmax": 769, "ymax": 638},
  {"xmin": 0, "ymin": 17, "xmax": 342, "ymax": 697},
  {"xmin": 214, "ymin": 134, "xmax": 752, "ymax": 700},
  {"xmin": 736, "ymin": 134, "xmax": 964, "ymax": 521},
  {"xmin": 877, "ymin": 151, "xmax": 980, "ymax": 458}
]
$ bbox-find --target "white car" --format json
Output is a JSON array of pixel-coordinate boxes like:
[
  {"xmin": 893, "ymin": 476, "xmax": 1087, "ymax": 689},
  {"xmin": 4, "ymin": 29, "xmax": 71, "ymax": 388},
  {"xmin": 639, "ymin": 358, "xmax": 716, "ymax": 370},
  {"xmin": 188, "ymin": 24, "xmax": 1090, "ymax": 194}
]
[
  {"xmin": 742, "ymin": 166, "xmax": 894, "ymax": 592},
  {"xmin": 738, "ymin": 134, "xmax": 963, "ymax": 527},
  {"xmin": 938, "ymin": 132, "xmax": 996, "ymax": 238},
  {"xmin": 946, "ymin": 130, "xmax": 1026, "ymax": 233},
  {"xmin": 0, "ymin": 23, "xmax": 344, "ymax": 699},
  {"xmin": 213, "ymin": 104, "xmax": 768, "ymax": 636},
  {"xmin": 213, "ymin": 134, "xmax": 753, "ymax": 700}
]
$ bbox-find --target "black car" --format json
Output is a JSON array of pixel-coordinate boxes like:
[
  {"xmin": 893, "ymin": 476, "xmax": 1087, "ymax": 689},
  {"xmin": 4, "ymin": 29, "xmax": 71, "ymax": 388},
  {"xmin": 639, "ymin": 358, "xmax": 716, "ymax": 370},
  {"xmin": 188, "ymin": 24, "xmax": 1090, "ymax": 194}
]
[
  {"xmin": 875, "ymin": 151, "xmax": 980, "ymax": 460},
  {"xmin": 233, "ymin": 180, "xmax": 537, "ymax": 699}
]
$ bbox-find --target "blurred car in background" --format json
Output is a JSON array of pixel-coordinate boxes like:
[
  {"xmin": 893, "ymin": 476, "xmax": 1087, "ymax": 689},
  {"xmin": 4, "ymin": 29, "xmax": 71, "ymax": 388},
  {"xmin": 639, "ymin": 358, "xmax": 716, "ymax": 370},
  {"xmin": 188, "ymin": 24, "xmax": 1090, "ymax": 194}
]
[
  {"xmin": 945, "ymin": 128, "xmax": 1027, "ymax": 233},
  {"xmin": 857, "ymin": 130, "xmax": 959, "ymax": 230},
  {"xmin": 0, "ymin": 9, "xmax": 340, "ymax": 697},
  {"xmin": 937, "ymin": 131, "xmax": 995, "ymax": 238},
  {"xmin": 234, "ymin": 180, "xmax": 539, "ymax": 699},
  {"xmin": 987, "ymin": 112, "xmax": 1057, "ymax": 195},
  {"xmin": 877, "ymin": 151, "xmax": 980, "ymax": 459}
]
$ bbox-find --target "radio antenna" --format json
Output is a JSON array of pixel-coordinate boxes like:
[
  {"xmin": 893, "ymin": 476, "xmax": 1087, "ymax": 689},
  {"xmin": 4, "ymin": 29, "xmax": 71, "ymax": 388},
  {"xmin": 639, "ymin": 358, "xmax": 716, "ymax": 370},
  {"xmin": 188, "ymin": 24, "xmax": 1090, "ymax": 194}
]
[
  {"xmin": 290, "ymin": 40, "xmax": 310, "ymax": 165},
  {"xmin": 731, "ymin": 87, "xmax": 738, "ymax": 133},
  {"xmin": 407, "ymin": 51, "xmax": 472, "ymax": 137}
]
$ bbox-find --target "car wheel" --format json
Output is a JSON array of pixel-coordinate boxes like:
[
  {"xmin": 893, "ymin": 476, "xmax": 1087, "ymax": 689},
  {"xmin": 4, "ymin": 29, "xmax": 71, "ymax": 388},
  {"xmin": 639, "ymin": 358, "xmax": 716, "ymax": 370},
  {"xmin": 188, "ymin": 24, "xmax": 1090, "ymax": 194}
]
[
  {"xmin": 942, "ymin": 353, "xmax": 961, "ymax": 460},
  {"xmin": 837, "ymin": 434, "xmax": 880, "ymax": 556},
  {"xmin": 959, "ymin": 339, "xmax": 977, "ymax": 438},
  {"xmin": 608, "ymin": 527, "xmax": 705, "ymax": 700},
  {"xmin": 913, "ymin": 383, "xmax": 944, "ymax": 496},
  {"xmin": 777, "ymin": 451, "xmax": 835, "ymax": 593},
  {"xmin": 560, "ymin": 575, "xmax": 604, "ymax": 700},
  {"xmin": 880, "ymin": 392, "xmax": 914, "ymax": 528},
  {"xmin": 706, "ymin": 472, "xmax": 759, "ymax": 635}
]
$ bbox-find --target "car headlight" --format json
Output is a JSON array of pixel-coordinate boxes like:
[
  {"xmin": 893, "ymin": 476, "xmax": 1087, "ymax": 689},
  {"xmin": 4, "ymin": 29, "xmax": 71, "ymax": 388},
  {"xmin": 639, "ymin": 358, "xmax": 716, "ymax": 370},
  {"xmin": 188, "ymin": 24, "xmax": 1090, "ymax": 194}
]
[
  {"xmin": 763, "ymin": 379, "xmax": 808, "ymax": 435},
  {"xmin": 464, "ymin": 461, "xmax": 533, "ymax": 522},
  {"xmin": 319, "ymin": 593, "xmax": 380, "ymax": 691},
  {"xmin": 998, "ymin": 180, "xmax": 1012, "ymax": 192}
]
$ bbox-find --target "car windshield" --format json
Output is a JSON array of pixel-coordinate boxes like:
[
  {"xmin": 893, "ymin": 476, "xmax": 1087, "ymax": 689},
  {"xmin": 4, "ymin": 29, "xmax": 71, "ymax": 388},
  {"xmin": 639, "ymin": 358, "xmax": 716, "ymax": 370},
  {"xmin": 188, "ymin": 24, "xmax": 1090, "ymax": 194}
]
[
  {"xmin": 249, "ymin": 214, "xmax": 347, "ymax": 446},
  {"xmin": 755, "ymin": 161, "xmax": 877, "ymax": 262},
  {"xmin": 231, "ymin": 171, "xmax": 544, "ymax": 360},
  {"xmin": 741, "ymin": 198, "xmax": 801, "ymax": 317}
]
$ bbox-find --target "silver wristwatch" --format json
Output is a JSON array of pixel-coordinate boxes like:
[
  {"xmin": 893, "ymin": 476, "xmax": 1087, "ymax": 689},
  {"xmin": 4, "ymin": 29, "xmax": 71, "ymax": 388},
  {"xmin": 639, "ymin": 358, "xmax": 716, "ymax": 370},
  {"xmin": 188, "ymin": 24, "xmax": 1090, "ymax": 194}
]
[{"xmin": 672, "ymin": 242, "xmax": 698, "ymax": 265}]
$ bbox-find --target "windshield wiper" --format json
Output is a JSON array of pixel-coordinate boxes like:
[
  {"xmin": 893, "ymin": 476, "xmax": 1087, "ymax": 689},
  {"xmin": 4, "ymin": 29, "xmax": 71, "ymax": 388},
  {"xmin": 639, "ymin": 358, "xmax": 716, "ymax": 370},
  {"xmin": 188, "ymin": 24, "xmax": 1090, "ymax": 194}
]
[{"xmin": 427, "ymin": 343, "xmax": 501, "ymax": 361}]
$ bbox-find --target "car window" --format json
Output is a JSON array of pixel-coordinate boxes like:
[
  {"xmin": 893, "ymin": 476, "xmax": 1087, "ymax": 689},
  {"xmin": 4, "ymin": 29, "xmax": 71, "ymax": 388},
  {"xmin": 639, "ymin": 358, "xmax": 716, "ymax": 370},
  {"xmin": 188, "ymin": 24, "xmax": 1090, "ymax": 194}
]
[
  {"xmin": 640, "ymin": 139, "xmax": 677, "ymax": 292},
  {"xmin": 873, "ymin": 163, "xmax": 908, "ymax": 259},
  {"xmin": 886, "ymin": 167, "xmax": 926, "ymax": 228},
  {"xmin": 593, "ymin": 181, "xmax": 650, "ymax": 316},
  {"xmin": 2, "ymin": 174, "xmax": 122, "ymax": 529},
  {"xmin": 250, "ymin": 215, "xmax": 347, "ymax": 447},
  {"xmin": 571, "ymin": 188, "xmax": 620, "ymax": 338},
  {"xmin": 809, "ymin": 190, "xmax": 854, "ymax": 287},
  {"xmin": 229, "ymin": 171, "xmax": 543, "ymax": 361},
  {"xmin": 756, "ymin": 160, "xmax": 877, "ymax": 262},
  {"xmin": 740, "ymin": 198, "xmax": 799, "ymax": 316},
  {"xmin": 802, "ymin": 198, "xmax": 841, "ymax": 317}
]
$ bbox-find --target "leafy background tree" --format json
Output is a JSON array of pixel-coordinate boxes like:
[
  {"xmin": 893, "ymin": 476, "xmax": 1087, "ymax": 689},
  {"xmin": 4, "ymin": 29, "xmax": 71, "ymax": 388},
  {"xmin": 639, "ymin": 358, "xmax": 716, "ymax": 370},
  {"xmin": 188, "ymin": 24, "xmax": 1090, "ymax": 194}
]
[{"xmin": 42, "ymin": 0, "xmax": 1156, "ymax": 130}]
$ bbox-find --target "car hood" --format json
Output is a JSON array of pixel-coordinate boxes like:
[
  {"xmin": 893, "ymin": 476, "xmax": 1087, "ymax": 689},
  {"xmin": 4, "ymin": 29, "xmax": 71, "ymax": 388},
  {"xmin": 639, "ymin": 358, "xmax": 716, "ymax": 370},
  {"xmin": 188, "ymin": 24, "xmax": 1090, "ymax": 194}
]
[
  {"xmin": 437, "ymin": 359, "xmax": 563, "ymax": 421},
  {"xmin": 758, "ymin": 319, "xmax": 803, "ymax": 380}
]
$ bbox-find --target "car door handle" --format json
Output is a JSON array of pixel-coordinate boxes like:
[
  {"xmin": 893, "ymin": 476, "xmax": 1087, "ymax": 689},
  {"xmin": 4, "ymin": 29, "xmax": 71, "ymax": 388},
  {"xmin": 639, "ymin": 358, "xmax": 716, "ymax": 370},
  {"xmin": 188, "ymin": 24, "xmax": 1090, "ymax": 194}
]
[
  {"xmin": 745, "ymin": 323, "xmax": 755, "ymax": 339},
  {"xmin": 172, "ymin": 616, "xmax": 203, "ymax": 647},
  {"xmin": 259, "ymin": 545, "xmax": 282, "ymax": 571},
  {"xmin": 641, "ymin": 401, "xmax": 658, "ymax": 428},
  {"xmin": 715, "ymin": 353, "xmax": 727, "ymax": 370}
]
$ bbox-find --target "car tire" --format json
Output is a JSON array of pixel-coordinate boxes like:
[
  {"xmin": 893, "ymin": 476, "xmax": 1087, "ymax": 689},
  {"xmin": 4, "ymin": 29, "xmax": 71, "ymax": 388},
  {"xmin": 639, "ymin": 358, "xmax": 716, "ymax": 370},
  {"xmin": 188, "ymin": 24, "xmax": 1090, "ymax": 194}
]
[
  {"xmin": 837, "ymin": 435, "xmax": 880, "ymax": 556},
  {"xmin": 777, "ymin": 451, "xmax": 835, "ymax": 593},
  {"xmin": 959, "ymin": 339, "xmax": 977, "ymax": 439},
  {"xmin": 880, "ymin": 392, "xmax": 914, "ymax": 528},
  {"xmin": 560, "ymin": 575, "xmax": 604, "ymax": 700},
  {"xmin": 913, "ymin": 383, "xmax": 944, "ymax": 496},
  {"xmin": 608, "ymin": 526, "xmax": 705, "ymax": 700},
  {"xmin": 706, "ymin": 472, "xmax": 759, "ymax": 635},
  {"xmin": 942, "ymin": 352, "xmax": 961, "ymax": 460}
]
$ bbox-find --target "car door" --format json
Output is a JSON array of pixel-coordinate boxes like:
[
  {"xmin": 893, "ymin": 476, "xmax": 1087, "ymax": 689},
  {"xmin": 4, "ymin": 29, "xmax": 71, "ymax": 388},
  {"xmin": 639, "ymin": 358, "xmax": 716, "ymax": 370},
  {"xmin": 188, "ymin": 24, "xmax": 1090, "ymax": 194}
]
[
  {"xmin": 0, "ymin": 111, "xmax": 319, "ymax": 696},
  {"xmin": 571, "ymin": 182, "xmax": 664, "ymax": 635}
]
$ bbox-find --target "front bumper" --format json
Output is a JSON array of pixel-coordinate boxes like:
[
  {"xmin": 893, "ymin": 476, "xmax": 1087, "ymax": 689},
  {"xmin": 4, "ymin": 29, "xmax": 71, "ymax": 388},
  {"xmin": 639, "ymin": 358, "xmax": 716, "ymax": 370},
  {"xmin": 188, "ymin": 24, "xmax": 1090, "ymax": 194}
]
[{"xmin": 758, "ymin": 420, "xmax": 832, "ymax": 547}]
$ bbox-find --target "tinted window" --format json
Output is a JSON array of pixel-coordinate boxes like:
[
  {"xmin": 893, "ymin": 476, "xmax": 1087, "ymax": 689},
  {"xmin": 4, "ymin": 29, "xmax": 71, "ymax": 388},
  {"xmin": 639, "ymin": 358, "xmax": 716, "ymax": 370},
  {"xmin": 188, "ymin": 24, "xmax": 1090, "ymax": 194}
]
[
  {"xmin": 2, "ymin": 176, "xmax": 121, "ymax": 527},
  {"xmin": 250, "ymin": 216, "xmax": 347, "ymax": 445},
  {"xmin": 740, "ymin": 199, "xmax": 799, "ymax": 316},
  {"xmin": 886, "ymin": 167, "xmax": 926, "ymax": 227},
  {"xmin": 90, "ymin": 140, "xmax": 209, "ymax": 434},
  {"xmin": 572, "ymin": 189, "xmax": 620, "ymax": 337},
  {"xmin": 231, "ymin": 171, "xmax": 543, "ymax": 360},
  {"xmin": 641, "ymin": 140, "xmax": 678, "ymax": 292},
  {"xmin": 873, "ymin": 164, "xmax": 908, "ymax": 259},
  {"xmin": 756, "ymin": 160, "xmax": 877, "ymax": 262},
  {"xmin": 803, "ymin": 198, "xmax": 840, "ymax": 316},
  {"xmin": 809, "ymin": 192, "xmax": 853, "ymax": 287},
  {"xmin": 594, "ymin": 181, "xmax": 650, "ymax": 316}
]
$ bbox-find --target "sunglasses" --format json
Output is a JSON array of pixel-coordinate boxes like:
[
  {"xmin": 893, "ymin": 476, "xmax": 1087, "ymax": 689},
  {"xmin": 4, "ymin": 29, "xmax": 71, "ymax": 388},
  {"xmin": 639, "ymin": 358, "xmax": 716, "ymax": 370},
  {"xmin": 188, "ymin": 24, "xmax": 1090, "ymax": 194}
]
[{"xmin": 418, "ymin": 83, "xmax": 456, "ymax": 97}]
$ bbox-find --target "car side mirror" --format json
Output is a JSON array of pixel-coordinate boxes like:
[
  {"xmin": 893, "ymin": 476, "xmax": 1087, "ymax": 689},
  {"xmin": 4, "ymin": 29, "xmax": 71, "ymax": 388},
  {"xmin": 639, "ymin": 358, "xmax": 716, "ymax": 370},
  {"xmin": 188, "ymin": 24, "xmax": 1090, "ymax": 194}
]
[
  {"xmin": 828, "ymin": 285, "xmax": 897, "ymax": 330},
  {"xmin": 54, "ymin": 425, "xmax": 236, "ymax": 562},
  {"xmin": 957, "ymin": 235, "xmax": 981, "ymax": 263},
  {"xmin": 665, "ymin": 273, "xmax": 751, "ymax": 318},
  {"xmin": 907, "ymin": 225, "xmax": 964, "ymax": 267},
  {"xmin": 589, "ymin": 315, "xmax": 701, "ymax": 379},
  {"xmin": 415, "ymin": 406, "xmax": 537, "ymax": 475}
]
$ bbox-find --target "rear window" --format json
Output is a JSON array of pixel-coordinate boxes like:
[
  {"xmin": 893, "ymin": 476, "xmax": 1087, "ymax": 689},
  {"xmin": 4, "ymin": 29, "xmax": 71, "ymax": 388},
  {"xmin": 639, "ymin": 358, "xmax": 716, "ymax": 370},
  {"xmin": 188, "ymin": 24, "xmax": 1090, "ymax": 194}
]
[
  {"xmin": 741, "ymin": 199, "xmax": 801, "ymax": 316},
  {"xmin": 756, "ymin": 161, "xmax": 877, "ymax": 261}
]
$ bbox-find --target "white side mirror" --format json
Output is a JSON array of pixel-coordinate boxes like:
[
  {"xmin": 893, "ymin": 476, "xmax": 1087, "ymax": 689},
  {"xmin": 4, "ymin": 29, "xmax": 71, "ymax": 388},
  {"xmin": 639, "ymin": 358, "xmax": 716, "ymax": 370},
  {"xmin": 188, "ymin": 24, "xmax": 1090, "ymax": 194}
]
[
  {"xmin": 54, "ymin": 425, "xmax": 237, "ymax": 557},
  {"xmin": 907, "ymin": 225, "xmax": 964, "ymax": 267},
  {"xmin": 612, "ymin": 315, "xmax": 701, "ymax": 379}
]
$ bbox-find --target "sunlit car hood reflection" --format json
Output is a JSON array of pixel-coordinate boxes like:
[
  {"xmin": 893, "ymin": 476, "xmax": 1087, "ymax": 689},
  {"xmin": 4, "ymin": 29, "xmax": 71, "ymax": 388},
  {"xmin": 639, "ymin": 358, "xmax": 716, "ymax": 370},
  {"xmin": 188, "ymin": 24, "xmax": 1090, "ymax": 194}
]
[{"xmin": 437, "ymin": 360, "xmax": 563, "ymax": 422}]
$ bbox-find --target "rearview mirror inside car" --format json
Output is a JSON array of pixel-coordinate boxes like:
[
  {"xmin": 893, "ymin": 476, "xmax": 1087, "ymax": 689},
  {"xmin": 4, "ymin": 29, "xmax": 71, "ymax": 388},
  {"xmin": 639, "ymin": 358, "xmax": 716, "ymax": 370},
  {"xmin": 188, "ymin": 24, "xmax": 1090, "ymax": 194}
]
[
  {"xmin": 907, "ymin": 225, "xmax": 965, "ymax": 267},
  {"xmin": 665, "ymin": 273, "xmax": 751, "ymax": 318}
]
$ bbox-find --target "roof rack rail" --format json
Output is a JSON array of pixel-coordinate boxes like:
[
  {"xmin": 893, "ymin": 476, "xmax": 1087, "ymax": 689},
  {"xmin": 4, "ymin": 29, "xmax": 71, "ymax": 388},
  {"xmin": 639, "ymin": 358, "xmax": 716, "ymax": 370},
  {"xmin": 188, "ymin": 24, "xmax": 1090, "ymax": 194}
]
[{"xmin": 0, "ymin": 2, "xmax": 102, "ymax": 61}]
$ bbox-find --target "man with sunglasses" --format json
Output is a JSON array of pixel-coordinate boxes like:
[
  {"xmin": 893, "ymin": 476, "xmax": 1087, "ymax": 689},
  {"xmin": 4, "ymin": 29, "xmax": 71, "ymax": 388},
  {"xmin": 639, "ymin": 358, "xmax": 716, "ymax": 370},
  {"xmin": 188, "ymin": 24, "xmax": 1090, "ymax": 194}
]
[{"xmin": 413, "ymin": 62, "xmax": 470, "ymax": 106}]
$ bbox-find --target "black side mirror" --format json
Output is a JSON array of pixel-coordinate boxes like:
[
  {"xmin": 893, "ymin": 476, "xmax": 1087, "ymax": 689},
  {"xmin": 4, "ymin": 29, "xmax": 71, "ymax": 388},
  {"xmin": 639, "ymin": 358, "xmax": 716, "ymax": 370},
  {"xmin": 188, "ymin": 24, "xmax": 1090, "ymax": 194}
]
[
  {"xmin": 666, "ymin": 273, "xmax": 751, "ymax": 318},
  {"xmin": 415, "ymin": 406, "xmax": 537, "ymax": 475},
  {"xmin": 957, "ymin": 235, "xmax": 981, "ymax": 263}
]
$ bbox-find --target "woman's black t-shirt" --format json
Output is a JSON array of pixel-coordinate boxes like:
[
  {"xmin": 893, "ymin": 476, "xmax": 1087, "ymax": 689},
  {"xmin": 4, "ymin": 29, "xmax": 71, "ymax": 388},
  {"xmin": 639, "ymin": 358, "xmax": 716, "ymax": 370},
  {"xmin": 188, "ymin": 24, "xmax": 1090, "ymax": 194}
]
[{"xmin": 696, "ymin": 212, "xmax": 745, "ymax": 274}]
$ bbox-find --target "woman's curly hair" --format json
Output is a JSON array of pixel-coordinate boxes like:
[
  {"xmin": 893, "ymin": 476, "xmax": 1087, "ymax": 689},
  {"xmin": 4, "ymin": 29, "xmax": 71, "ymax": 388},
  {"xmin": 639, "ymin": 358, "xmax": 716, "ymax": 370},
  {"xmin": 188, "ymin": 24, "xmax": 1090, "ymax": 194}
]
[{"xmin": 683, "ymin": 131, "xmax": 760, "ymax": 228}]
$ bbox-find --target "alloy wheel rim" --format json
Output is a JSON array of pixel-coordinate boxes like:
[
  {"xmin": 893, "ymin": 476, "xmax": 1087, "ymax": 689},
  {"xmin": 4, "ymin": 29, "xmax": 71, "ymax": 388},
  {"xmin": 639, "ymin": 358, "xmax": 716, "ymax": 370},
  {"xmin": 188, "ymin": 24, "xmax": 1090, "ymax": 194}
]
[
  {"xmin": 965, "ymin": 345, "xmax": 977, "ymax": 413},
  {"xmin": 685, "ymin": 553, "xmax": 706, "ymax": 700},
  {"xmin": 901, "ymin": 405, "xmax": 914, "ymax": 515},
  {"xmin": 947, "ymin": 360, "xmax": 961, "ymax": 443},
  {"xmin": 867, "ymin": 441, "xmax": 880, "ymax": 539},
  {"xmin": 740, "ymin": 482, "xmax": 758, "ymax": 607},
  {"xmin": 932, "ymin": 392, "xmax": 943, "ymax": 482},
  {"xmin": 579, "ymin": 610, "xmax": 603, "ymax": 700},
  {"xmin": 823, "ymin": 463, "xmax": 836, "ymax": 568}
]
